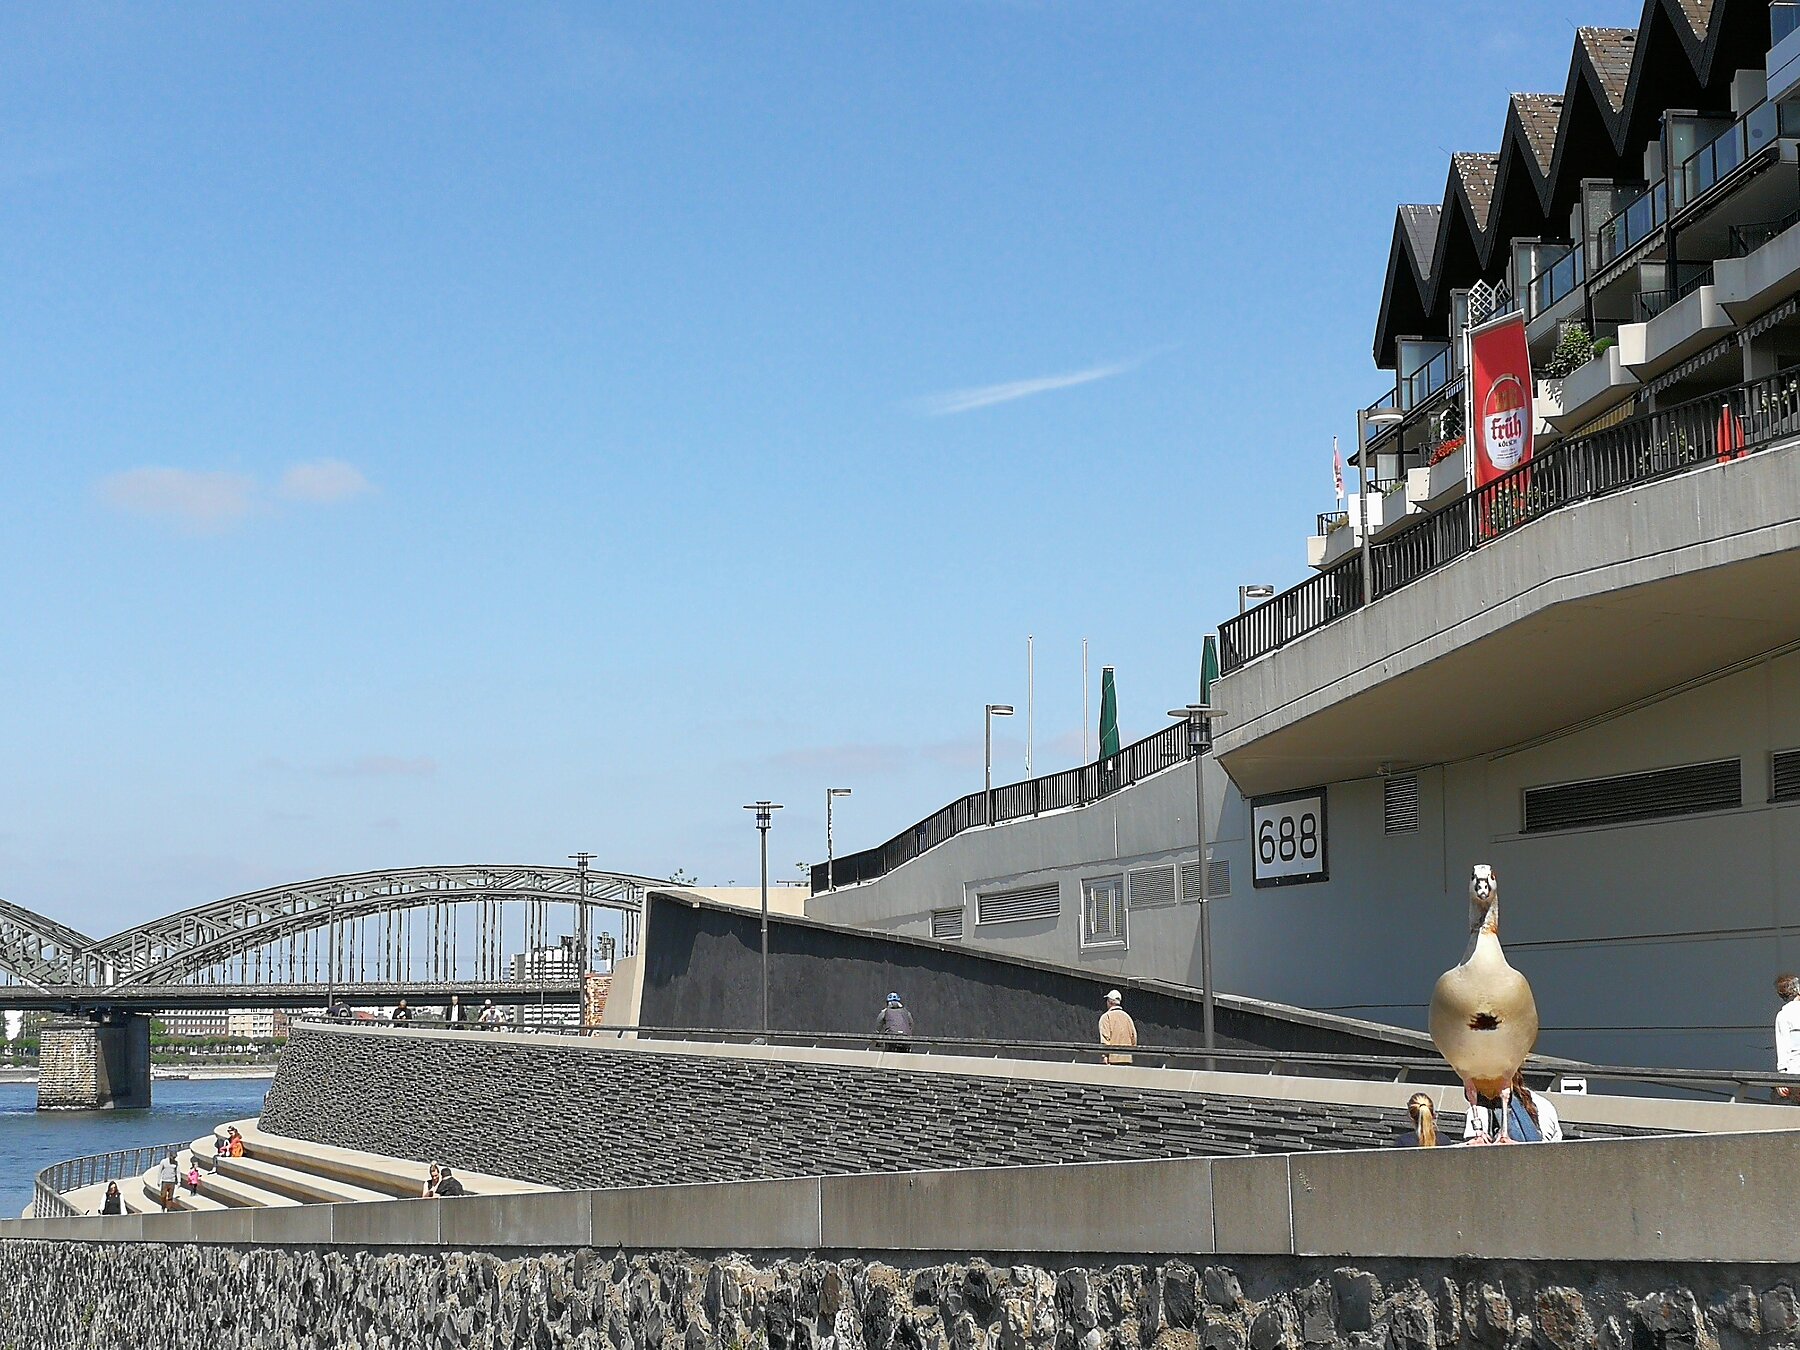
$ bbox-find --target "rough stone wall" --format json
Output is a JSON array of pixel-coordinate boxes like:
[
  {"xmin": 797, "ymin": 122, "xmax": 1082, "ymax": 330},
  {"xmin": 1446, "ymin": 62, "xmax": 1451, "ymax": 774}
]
[
  {"xmin": 35, "ymin": 1020, "xmax": 99, "ymax": 1110},
  {"xmin": 0, "ymin": 1242, "xmax": 1792, "ymax": 1350}
]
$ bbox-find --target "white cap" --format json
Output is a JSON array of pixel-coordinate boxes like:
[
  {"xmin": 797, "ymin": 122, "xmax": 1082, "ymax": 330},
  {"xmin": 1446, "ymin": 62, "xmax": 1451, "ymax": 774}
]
[{"xmin": 1105, "ymin": 989, "xmax": 1123, "ymax": 1003}]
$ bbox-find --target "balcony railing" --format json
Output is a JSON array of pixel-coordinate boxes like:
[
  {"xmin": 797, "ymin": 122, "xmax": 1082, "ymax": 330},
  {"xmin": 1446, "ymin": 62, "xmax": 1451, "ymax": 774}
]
[
  {"xmin": 1219, "ymin": 364, "xmax": 1800, "ymax": 673},
  {"xmin": 811, "ymin": 721, "xmax": 1196, "ymax": 892},
  {"xmin": 1729, "ymin": 208, "xmax": 1800, "ymax": 256},
  {"xmin": 1777, "ymin": 0, "xmax": 1800, "ymax": 45},
  {"xmin": 1316, "ymin": 510, "xmax": 1349, "ymax": 535},
  {"xmin": 1593, "ymin": 182, "xmax": 1665, "ymax": 270},
  {"xmin": 1398, "ymin": 346, "xmax": 1454, "ymax": 411},
  {"xmin": 1632, "ymin": 264, "xmax": 1713, "ymax": 321},
  {"xmin": 1672, "ymin": 100, "xmax": 1800, "ymax": 213},
  {"xmin": 1529, "ymin": 242, "xmax": 1584, "ymax": 316}
]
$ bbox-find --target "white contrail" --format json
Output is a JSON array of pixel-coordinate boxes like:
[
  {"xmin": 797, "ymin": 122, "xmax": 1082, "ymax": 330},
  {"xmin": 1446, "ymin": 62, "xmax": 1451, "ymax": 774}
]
[{"xmin": 917, "ymin": 358, "xmax": 1139, "ymax": 416}]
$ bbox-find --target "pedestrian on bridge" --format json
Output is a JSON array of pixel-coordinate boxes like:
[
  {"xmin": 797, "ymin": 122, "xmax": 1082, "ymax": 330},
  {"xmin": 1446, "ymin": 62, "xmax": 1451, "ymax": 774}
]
[
  {"xmin": 391, "ymin": 1000, "xmax": 412, "ymax": 1024},
  {"xmin": 1099, "ymin": 990, "xmax": 1137, "ymax": 1065},
  {"xmin": 477, "ymin": 1000, "xmax": 502, "ymax": 1030}
]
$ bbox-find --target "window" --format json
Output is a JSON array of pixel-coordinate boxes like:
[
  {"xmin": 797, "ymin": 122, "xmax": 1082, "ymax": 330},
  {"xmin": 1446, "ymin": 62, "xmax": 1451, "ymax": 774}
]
[
  {"xmin": 1383, "ymin": 774, "xmax": 1421, "ymax": 833},
  {"xmin": 1522, "ymin": 759, "xmax": 1741, "ymax": 833},
  {"xmin": 1125, "ymin": 866, "xmax": 1177, "ymax": 910},
  {"xmin": 974, "ymin": 882, "xmax": 1060, "ymax": 926},
  {"xmin": 929, "ymin": 907, "xmax": 964, "ymax": 940},
  {"xmin": 1081, "ymin": 876, "xmax": 1126, "ymax": 948}
]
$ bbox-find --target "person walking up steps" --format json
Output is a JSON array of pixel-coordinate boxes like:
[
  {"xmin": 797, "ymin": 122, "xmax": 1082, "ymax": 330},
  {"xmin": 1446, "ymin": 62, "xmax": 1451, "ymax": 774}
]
[
  {"xmin": 1099, "ymin": 990, "xmax": 1137, "ymax": 1065},
  {"xmin": 157, "ymin": 1153, "xmax": 180, "ymax": 1211}
]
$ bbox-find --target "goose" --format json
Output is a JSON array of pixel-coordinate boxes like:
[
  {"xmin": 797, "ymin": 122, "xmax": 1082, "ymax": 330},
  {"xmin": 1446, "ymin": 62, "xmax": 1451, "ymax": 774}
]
[{"xmin": 1429, "ymin": 865, "xmax": 1539, "ymax": 1141}]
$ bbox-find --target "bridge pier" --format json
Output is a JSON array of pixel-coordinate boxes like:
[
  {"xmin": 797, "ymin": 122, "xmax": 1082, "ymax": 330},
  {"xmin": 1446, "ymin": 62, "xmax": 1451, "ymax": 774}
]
[{"xmin": 37, "ymin": 1013, "xmax": 151, "ymax": 1111}]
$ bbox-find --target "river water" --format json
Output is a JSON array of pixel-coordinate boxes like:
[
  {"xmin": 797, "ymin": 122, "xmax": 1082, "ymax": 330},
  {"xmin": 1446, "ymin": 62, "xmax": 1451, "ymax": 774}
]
[{"xmin": 0, "ymin": 1078, "xmax": 273, "ymax": 1218}]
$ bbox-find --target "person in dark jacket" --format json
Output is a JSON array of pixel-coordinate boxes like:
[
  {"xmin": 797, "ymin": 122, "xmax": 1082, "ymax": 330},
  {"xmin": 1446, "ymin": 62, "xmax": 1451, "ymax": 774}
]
[
  {"xmin": 875, "ymin": 993, "xmax": 914, "ymax": 1051},
  {"xmin": 432, "ymin": 1167, "xmax": 467, "ymax": 1197},
  {"xmin": 99, "ymin": 1182, "xmax": 123, "ymax": 1216}
]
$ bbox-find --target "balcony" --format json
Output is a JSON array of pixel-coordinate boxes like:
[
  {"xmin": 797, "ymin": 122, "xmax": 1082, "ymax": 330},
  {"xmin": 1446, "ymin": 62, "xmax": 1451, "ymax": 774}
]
[
  {"xmin": 1305, "ymin": 489, "xmax": 1404, "ymax": 570},
  {"xmin": 1217, "ymin": 370, "xmax": 1800, "ymax": 796},
  {"xmin": 1593, "ymin": 182, "xmax": 1665, "ymax": 273},
  {"xmin": 1669, "ymin": 100, "xmax": 1800, "ymax": 218},
  {"xmin": 1623, "ymin": 278, "xmax": 1732, "ymax": 381},
  {"xmin": 1547, "ymin": 344, "xmax": 1641, "ymax": 432},
  {"xmin": 1526, "ymin": 243, "xmax": 1586, "ymax": 349},
  {"xmin": 1715, "ymin": 211, "xmax": 1800, "ymax": 321},
  {"xmin": 1405, "ymin": 442, "xmax": 1467, "ymax": 514},
  {"xmin": 1220, "ymin": 365, "xmax": 1800, "ymax": 683}
]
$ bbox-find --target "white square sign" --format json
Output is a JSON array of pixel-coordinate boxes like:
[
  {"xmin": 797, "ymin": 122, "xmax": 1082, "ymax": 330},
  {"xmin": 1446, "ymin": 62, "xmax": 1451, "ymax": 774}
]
[{"xmin": 1251, "ymin": 788, "xmax": 1328, "ymax": 887}]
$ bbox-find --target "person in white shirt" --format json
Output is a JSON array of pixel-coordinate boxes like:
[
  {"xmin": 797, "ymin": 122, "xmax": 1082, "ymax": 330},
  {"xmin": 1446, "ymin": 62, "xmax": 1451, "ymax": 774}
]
[
  {"xmin": 1774, "ymin": 973, "xmax": 1800, "ymax": 1100},
  {"xmin": 1461, "ymin": 1072, "xmax": 1563, "ymax": 1143}
]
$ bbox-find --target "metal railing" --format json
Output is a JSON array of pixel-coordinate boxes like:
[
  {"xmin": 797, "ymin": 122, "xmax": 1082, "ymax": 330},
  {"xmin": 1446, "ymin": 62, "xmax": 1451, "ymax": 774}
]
[
  {"xmin": 1777, "ymin": 0, "xmax": 1800, "ymax": 45},
  {"xmin": 1529, "ymin": 241, "xmax": 1584, "ymax": 316},
  {"xmin": 1316, "ymin": 510, "xmax": 1349, "ymax": 535},
  {"xmin": 1593, "ymin": 180, "xmax": 1665, "ymax": 270},
  {"xmin": 1221, "ymin": 364, "xmax": 1800, "ymax": 672},
  {"xmin": 1632, "ymin": 265, "xmax": 1713, "ymax": 322},
  {"xmin": 33, "ymin": 1139, "xmax": 192, "ymax": 1219},
  {"xmin": 813, "ymin": 722, "xmax": 1195, "ymax": 892},
  {"xmin": 1672, "ymin": 100, "xmax": 1800, "ymax": 213},
  {"xmin": 1399, "ymin": 347, "xmax": 1454, "ymax": 411},
  {"xmin": 299, "ymin": 1016, "xmax": 1800, "ymax": 1105},
  {"xmin": 1729, "ymin": 208, "xmax": 1800, "ymax": 257}
]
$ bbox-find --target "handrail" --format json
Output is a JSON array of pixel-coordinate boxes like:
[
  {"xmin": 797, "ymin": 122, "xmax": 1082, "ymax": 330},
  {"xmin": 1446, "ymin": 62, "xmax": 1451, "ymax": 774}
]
[
  {"xmin": 810, "ymin": 721, "xmax": 1195, "ymax": 893},
  {"xmin": 299, "ymin": 1015, "xmax": 1800, "ymax": 1104},
  {"xmin": 32, "ymin": 1138, "xmax": 193, "ymax": 1219},
  {"xmin": 1221, "ymin": 362, "xmax": 1800, "ymax": 673}
]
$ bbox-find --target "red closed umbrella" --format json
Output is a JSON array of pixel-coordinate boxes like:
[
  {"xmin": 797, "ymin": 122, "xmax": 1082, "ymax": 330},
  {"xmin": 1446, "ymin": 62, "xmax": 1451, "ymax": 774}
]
[{"xmin": 1715, "ymin": 403, "xmax": 1745, "ymax": 463}]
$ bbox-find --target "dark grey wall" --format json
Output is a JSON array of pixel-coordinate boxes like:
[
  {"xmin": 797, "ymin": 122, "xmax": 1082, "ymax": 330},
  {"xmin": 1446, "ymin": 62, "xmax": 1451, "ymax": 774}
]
[
  {"xmin": 640, "ymin": 893, "xmax": 1422, "ymax": 1059},
  {"xmin": 258, "ymin": 1025, "xmax": 1422, "ymax": 1192}
]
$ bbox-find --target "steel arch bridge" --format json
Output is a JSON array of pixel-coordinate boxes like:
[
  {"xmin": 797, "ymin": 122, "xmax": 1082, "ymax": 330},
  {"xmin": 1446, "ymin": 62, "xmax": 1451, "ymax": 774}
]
[{"xmin": 0, "ymin": 864, "xmax": 659, "ymax": 1010}]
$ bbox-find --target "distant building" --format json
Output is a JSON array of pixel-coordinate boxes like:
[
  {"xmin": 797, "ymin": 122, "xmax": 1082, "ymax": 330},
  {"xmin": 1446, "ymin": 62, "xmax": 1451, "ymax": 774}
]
[
  {"xmin": 157, "ymin": 1009, "xmax": 290, "ymax": 1040},
  {"xmin": 227, "ymin": 1009, "xmax": 291, "ymax": 1041},
  {"xmin": 510, "ymin": 936, "xmax": 584, "ymax": 1029},
  {"xmin": 158, "ymin": 1010, "xmax": 231, "ymax": 1039}
]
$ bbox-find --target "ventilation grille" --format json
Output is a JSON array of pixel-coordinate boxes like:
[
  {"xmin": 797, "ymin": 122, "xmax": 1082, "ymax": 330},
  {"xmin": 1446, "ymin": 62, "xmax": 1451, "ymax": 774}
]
[
  {"xmin": 975, "ymin": 882, "xmax": 1060, "ymax": 926},
  {"xmin": 1179, "ymin": 858, "xmax": 1231, "ymax": 899},
  {"xmin": 930, "ymin": 907, "xmax": 964, "ymax": 940},
  {"xmin": 1081, "ymin": 877, "xmax": 1126, "ymax": 947},
  {"xmin": 1774, "ymin": 750, "xmax": 1800, "ymax": 804},
  {"xmin": 1522, "ymin": 759, "xmax": 1741, "ymax": 834},
  {"xmin": 1383, "ymin": 774, "xmax": 1421, "ymax": 833},
  {"xmin": 1126, "ymin": 866, "xmax": 1176, "ymax": 910}
]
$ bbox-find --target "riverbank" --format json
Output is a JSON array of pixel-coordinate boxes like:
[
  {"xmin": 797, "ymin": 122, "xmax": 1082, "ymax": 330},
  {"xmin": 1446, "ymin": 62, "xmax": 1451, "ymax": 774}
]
[{"xmin": 0, "ymin": 1065, "xmax": 275, "ymax": 1084}]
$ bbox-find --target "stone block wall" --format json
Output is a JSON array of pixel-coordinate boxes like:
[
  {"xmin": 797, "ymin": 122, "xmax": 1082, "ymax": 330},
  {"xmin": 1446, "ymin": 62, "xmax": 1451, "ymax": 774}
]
[
  {"xmin": 258, "ymin": 1026, "xmax": 1648, "ymax": 1192},
  {"xmin": 36, "ymin": 1015, "xmax": 151, "ymax": 1110},
  {"xmin": 0, "ymin": 1241, "xmax": 1792, "ymax": 1350}
]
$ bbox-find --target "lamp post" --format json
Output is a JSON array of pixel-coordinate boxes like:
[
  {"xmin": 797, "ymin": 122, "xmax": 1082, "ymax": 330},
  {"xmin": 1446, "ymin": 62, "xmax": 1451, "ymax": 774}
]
[
  {"xmin": 825, "ymin": 787, "xmax": 851, "ymax": 892},
  {"xmin": 1169, "ymin": 704, "xmax": 1229, "ymax": 1052},
  {"xmin": 1237, "ymin": 584, "xmax": 1275, "ymax": 614},
  {"xmin": 743, "ymin": 801, "xmax": 783, "ymax": 1033},
  {"xmin": 1354, "ymin": 406, "xmax": 1407, "ymax": 605},
  {"xmin": 984, "ymin": 704, "xmax": 1014, "ymax": 822}
]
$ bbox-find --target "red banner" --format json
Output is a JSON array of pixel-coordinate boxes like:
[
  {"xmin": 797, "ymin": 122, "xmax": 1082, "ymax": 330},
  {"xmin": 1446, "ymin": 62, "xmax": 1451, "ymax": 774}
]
[{"xmin": 1469, "ymin": 314, "xmax": 1534, "ymax": 489}]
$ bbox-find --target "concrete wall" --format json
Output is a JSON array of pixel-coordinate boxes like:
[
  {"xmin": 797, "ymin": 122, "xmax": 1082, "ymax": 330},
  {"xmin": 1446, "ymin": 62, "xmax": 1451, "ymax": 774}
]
[
  {"xmin": 642, "ymin": 890, "xmax": 1429, "ymax": 1058},
  {"xmin": 0, "ymin": 1239, "xmax": 1795, "ymax": 1350},
  {"xmin": 814, "ymin": 647, "xmax": 1800, "ymax": 1071}
]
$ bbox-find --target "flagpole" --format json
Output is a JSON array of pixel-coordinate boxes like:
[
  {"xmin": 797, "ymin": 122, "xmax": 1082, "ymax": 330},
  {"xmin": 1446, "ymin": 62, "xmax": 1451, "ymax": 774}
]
[
  {"xmin": 1026, "ymin": 635, "xmax": 1034, "ymax": 778},
  {"xmin": 1082, "ymin": 639, "xmax": 1089, "ymax": 763}
]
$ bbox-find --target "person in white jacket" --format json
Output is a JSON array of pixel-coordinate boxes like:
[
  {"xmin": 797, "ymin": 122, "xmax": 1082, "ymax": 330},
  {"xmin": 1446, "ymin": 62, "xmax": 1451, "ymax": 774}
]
[
  {"xmin": 1775, "ymin": 973, "xmax": 1800, "ymax": 1100},
  {"xmin": 1462, "ymin": 1072, "xmax": 1562, "ymax": 1143}
]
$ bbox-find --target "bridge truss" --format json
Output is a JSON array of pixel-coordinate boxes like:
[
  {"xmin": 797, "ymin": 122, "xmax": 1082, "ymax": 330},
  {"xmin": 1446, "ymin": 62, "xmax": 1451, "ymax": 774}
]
[{"xmin": 0, "ymin": 865, "xmax": 659, "ymax": 1008}]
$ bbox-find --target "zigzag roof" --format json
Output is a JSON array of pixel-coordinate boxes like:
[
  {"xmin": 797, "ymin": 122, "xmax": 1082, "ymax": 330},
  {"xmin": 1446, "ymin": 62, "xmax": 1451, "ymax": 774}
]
[{"xmin": 1373, "ymin": 0, "xmax": 1768, "ymax": 367}]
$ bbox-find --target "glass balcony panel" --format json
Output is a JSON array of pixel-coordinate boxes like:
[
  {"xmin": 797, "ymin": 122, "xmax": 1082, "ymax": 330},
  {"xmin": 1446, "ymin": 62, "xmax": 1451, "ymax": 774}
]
[{"xmin": 1775, "ymin": 1, "xmax": 1800, "ymax": 46}]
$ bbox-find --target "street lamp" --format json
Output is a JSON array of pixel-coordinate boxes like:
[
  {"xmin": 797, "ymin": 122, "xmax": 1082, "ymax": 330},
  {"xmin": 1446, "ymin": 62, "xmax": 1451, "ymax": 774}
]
[
  {"xmin": 1238, "ymin": 584, "xmax": 1275, "ymax": 614},
  {"xmin": 742, "ymin": 801, "xmax": 783, "ymax": 1033},
  {"xmin": 825, "ymin": 787, "xmax": 852, "ymax": 892},
  {"xmin": 984, "ymin": 704, "xmax": 1014, "ymax": 822},
  {"xmin": 1169, "ymin": 704, "xmax": 1229, "ymax": 1053},
  {"xmin": 1354, "ymin": 406, "xmax": 1407, "ymax": 606}
]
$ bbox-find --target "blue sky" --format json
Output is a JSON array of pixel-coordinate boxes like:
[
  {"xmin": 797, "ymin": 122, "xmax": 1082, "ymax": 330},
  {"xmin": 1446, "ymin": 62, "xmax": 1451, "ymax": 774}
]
[{"xmin": 0, "ymin": 1, "xmax": 1638, "ymax": 929}]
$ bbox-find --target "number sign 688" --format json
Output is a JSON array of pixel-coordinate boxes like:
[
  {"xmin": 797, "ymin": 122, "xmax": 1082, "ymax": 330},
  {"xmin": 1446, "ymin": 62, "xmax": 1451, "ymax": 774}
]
[{"xmin": 1250, "ymin": 790, "xmax": 1328, "ymax": 886}]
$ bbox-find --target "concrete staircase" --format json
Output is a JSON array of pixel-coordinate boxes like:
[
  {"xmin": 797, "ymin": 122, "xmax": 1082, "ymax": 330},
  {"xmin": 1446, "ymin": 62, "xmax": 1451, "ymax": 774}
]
[{"xmin": 76, "ymin": 1117, "xmax": 557, "ymax": 1218}]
